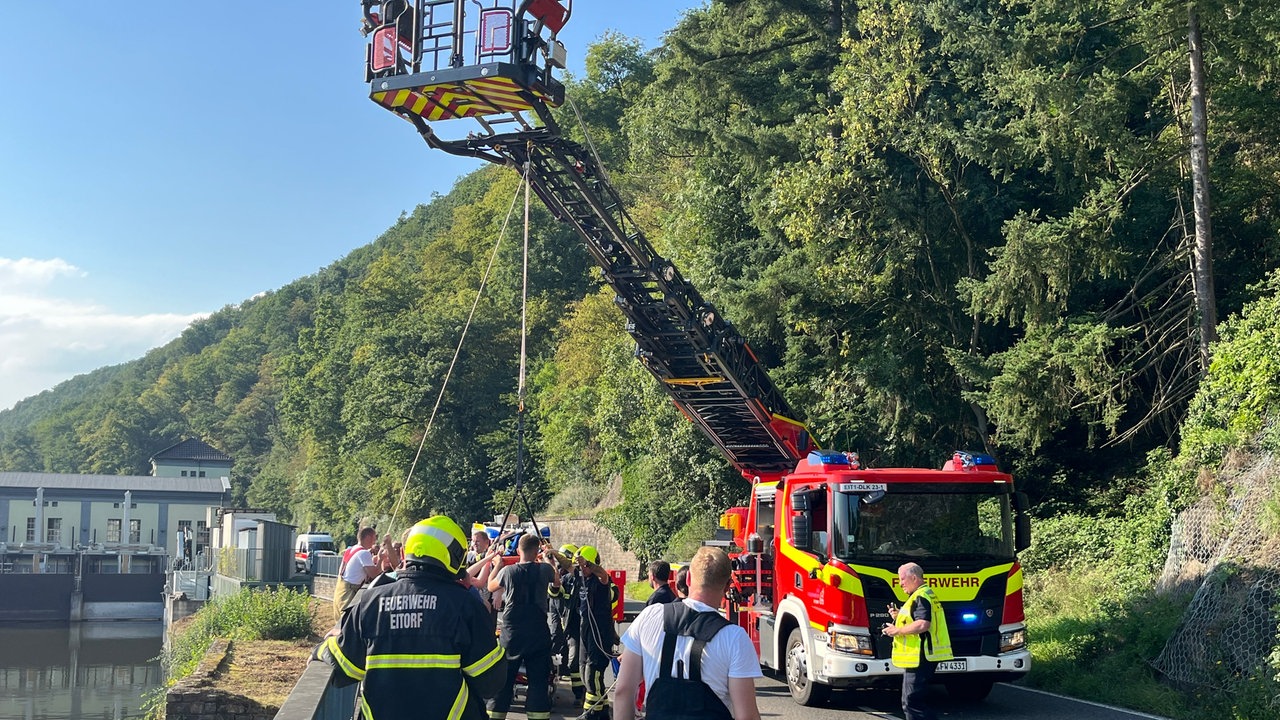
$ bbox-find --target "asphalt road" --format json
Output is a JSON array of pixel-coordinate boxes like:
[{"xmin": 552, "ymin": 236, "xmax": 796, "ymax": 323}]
[
  {"xmin": 531, "ymin": 660, "xmax": 1172, "ymax": 720},
  {"xmin": 516, "ymin": 601, "xmax": 1172, "ymax": 720}
]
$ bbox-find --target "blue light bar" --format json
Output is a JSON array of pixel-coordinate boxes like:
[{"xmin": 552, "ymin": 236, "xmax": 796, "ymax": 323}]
[
  {"xmin": 807, "ymin": 450, "xmax": 850, "ymax": 466},
  {"xmin": 962, "ymin": 612, "xmax": 978, "ymax": 623}
]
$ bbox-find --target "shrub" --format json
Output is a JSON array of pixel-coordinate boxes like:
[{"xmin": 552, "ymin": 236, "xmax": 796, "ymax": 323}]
[{"xmin": 159, "ymin": 587, "xmax": 314, "ymax": 681}]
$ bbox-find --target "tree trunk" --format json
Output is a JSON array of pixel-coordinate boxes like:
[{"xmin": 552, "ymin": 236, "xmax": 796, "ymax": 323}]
[{"xmin": 1187, "ymin": 7, "xmax": 1218, "ymax": 369}]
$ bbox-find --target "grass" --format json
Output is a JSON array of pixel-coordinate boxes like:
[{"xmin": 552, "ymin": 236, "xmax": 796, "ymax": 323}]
[
  {"xmin": 1023, "ymin": 565, "xmax": 1280, "ymax": 720},
  {"xmin": 213, "ymin": 597, "xmax": 332, "ymax": 707},
  {"xmin": 146, "ymin": 588, "xmax": 321, "ymax": 718},
  {"xmin": 627, "ymin": 580, "xmax": 653, "ymax": 603}
]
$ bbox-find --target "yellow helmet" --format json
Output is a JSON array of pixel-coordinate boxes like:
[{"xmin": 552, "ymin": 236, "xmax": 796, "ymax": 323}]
[
  {"xmin": 404, "ymin": 516, "xmax": 467, "ymax": 575},
  {"xmin": 559, "ymin": 543, "xmax": 579, "ymax": 557},
  {"xmin": 575, "ymin": 545, "xmax": 600, "ymax": 565}
]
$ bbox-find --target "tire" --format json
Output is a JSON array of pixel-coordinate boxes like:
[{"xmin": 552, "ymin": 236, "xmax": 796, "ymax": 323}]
[
  {"xmin": 945, "ymin": 678, "xmax": 994, "ymax": 702},
  {"xmin": 784, "ymin": 627, "xmax": 831, "ymax": 706}
]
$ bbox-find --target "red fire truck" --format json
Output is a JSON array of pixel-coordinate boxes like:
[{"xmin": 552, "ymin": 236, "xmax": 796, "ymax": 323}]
[{"xmin": 357, "ymin": 0, "xmax": 1031, "ymax": 703}]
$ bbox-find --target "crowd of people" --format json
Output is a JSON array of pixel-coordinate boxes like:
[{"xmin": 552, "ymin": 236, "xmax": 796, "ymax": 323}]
[{"xmin": 321, "ymin": 516, "xmax": 957, "ymax": 720}]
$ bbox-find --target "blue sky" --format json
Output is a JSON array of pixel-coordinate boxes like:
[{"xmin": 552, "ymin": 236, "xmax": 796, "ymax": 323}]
[{"xmin": 0, "ymin": 2, "xmax": 704, "ymax": 411}]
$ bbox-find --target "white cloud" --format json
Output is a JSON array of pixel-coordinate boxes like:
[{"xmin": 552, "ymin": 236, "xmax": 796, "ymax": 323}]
[{"xmin": 0, "ymin": 256, "xmax": 207, "ymax": 411}]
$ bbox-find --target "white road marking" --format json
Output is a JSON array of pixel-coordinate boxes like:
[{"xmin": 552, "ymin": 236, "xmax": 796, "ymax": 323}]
[{"xmin": 1004, "ymin": 684, "xmax": 1172, "ymax": 719}]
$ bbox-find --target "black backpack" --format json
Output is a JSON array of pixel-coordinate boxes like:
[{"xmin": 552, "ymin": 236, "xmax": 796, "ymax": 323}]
[{"xmin": 644, "ymin": 602, "xmax": 734, "ymax": 720}]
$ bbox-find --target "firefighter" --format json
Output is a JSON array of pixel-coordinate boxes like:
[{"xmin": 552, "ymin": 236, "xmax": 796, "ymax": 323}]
[
  {"xmin": 486, "ymin": 532, "xmax": 560, "ymax": 720},
  {"xmin": 564, "ymin": 545, "xmax": 618, "ymax": 720},
  {"xmin": 319, "ymin": 516, "xmax": 507, "ymax": 720},
  {"xmin": 547, "ymin": 542, "xmax": 579, "ymax": 705},
  {"xmin": 882, "ymin": 562, "xmax": 954, "ymax": 720}
]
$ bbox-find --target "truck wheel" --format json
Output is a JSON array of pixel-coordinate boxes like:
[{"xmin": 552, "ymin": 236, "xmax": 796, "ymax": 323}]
[
  {"xmin": 784, "ymin": 628, "xmax": 830, "ymax": 706},
  {"xmin": 945, "ymin": 678, "xmax": 994, "ymax": 702}
]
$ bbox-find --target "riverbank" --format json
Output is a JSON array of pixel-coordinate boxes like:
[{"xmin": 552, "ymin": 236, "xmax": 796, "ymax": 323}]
[{"xmin": 154, "ymin": 590, "xmax": 324, "ymax": 719}]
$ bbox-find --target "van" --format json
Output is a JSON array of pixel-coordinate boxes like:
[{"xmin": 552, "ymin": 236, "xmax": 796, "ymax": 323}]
[{"xmin": 295, "ymin": 533, "xmax": 337, "ymax": 573}]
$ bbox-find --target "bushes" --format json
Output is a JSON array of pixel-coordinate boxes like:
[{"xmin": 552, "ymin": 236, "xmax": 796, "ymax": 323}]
[{"xmin": 161, "ymin": 587, "xmax": 313, "ymax": 682}]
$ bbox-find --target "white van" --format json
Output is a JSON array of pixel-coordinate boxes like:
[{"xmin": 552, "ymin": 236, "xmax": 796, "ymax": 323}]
[{"xmin": 295, "ymin": 533, "xmax": 337, "ymax": 573}]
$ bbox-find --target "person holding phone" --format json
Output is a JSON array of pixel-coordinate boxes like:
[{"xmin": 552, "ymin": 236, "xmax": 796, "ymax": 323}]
[{"xmin": 881, "ymin": 563, "xmax": 954, "ymax": 720}]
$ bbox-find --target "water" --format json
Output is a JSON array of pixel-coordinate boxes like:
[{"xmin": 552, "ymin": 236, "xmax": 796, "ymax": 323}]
[{"xmin": 0, "ymin": 623, "xmax": 163, "ymax": 720}]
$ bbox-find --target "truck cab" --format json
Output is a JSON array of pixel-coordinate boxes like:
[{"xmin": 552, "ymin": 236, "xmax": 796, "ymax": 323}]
[{"xmin": 728, "ymin": 451, "xmax": 1032, "ymax": 704}]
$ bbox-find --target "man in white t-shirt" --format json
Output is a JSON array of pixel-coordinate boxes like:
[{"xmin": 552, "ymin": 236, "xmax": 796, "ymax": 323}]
[
  {"xmin": 333, "ymin": 527, "xmax": 380, "ymax": 619},
  {"xmin": 615, "ymin": 546, "xmax": 762, "ymax": 720}
]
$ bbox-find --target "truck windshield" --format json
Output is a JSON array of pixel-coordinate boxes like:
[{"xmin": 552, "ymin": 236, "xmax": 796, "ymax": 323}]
[
  {"xmin": 311, "ymin": 541, "xmax": 336, "ymax": 553},
  {"xmin": 832, "ymin": 489, "xmax": 1014, "ymax": 561}
]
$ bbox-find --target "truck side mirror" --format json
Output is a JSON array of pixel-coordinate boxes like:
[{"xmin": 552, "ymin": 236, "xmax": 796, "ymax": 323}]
[
  {"xmin": 1014, "ymin": 492, "xmax": 1032, "ymax": 551},
  {"xmin": 791, "ymin": 515, "xmax": 811, "ymax": 552}
]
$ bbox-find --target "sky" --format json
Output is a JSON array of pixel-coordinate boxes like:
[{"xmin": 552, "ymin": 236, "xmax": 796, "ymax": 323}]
[{"xmin": 0, "ymin": 1, "xmax": 703, "ymax": 412}]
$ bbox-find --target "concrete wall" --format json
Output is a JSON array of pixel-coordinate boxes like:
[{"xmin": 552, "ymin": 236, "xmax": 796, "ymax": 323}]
[{"xmin": 0, "ymin": 573, "xmax": 73, "ymax": 621}]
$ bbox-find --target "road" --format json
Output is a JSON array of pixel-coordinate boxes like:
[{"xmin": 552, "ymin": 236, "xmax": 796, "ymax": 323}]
[
  {"xmin": 515, "ymin": 601, "xmax": 1171, "ymax": 720},
  {"xmin": 532, "ymin": 662, "xmax": 1170, "ymax": 720}
]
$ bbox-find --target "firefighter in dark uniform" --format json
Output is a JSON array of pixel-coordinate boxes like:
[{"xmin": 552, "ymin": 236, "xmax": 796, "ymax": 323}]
[
  {"xmin": 564, "ymin": 545, "xmax": 618, "ymax": 720},
  {"xmin": 486, "ymin": 532, "xmax": 560, "ymax": 720},
  {"xmin": 320, "ymin": 516, "xmax": 507, "ymax": 720},
  {"xmin": 548, "ymin": 543, "xmax": 581, "ymax": 705}
]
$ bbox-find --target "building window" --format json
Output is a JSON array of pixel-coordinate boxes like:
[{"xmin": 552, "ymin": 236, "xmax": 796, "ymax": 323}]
[
  {"xmin": 196, "ymin": 520, "xmax": 209, "ymax": 550},
  {"xmin": 129, "ymin": 519, "xmax": 141, "ymax": 544},
  {"xmin": 51, "ymin": 501, "xmax": 58, "ymax": 507},
  {"xmin": 181, "ymin": 470, "xmax": 188, "ymax": 477},
  {"xmin": 113, "ymin": 502, "xmax": 120, "ymax": 508},
  {"xmin": 107, "ymin": 519, "xmax": 121, "ymax": 543},
  {"xmin": 198, "ymin": 471, "xmax": 206, "ymax": 477},
  {"xmin": 26, "ymin": 518, "xmax": 35, "ymax": 542},
  {"xmin": 46, "ymin": 518, "xmax": 62, "ymax": 545}
]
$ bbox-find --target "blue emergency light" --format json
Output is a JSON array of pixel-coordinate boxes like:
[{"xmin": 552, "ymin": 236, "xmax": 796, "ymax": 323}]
[
  {"xmin": 961, "ymin": 612, "xmax": 979, "ymax": 624},
  {"xmin": 807, "ymin": 450, "xmax": 850, "ymax": 466}
]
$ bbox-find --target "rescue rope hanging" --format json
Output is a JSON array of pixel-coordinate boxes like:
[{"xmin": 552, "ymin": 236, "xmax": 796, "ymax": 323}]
[
  {"xmin": 386, "ymin": 172, "xmax": 527, "ymax": 534},
  {"xmin": 495, "ymin": 151, "xmax": 544, "ymax": 542}
]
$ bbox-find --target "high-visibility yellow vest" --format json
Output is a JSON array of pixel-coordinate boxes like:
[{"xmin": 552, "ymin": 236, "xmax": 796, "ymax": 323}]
[{"xmin": 891, "ymin": 585, "xmax": 954, "ymax": 669}]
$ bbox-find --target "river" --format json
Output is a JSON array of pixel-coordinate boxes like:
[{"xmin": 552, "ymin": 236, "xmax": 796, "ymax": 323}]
[{"xmin": 0, "ymin": 623, "xmax": 163, "ymax": 720}]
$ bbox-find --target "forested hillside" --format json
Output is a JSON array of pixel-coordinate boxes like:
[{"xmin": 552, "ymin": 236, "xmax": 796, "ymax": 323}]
[{"xmin": 1, "ymin": 0, "xmax": 1277, "ymax": 571}]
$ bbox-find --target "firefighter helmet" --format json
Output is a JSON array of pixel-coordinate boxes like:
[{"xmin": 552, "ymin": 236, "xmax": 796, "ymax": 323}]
[
  {"xmin": 559, "ymin": 543, "xmax": 579, "ymax": 557},
  {"xmin": 403, "ymin": 516, "xmax": 467, "ymax": 575},
  {"xmin": 575, "ymin": 545, "xmax": 600, "ymax": 564}
]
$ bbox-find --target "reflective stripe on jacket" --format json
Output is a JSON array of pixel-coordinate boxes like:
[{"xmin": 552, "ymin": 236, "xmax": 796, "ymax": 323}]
[
  {"xmin": 890, "ymin": 585, "xmax": 954, "ymax": 669},
  {"xmin": 324, "ymin": 565, "xmax": 505, "ymax": 720}
]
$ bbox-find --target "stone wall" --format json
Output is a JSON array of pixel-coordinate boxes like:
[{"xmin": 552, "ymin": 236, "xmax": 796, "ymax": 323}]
[
  {"xmin": 539, "ymin": 516, "xmax": 639, "ymax": 579},
  {"xmin": 165, "ymin": 638, "xmax": 279, "ymax": 720},
  {"xmin": 312, "ymin": 575, "xmax": 336, "ymax": 601}
]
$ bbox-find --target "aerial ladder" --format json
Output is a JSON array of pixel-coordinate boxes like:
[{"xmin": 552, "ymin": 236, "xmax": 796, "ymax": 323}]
[
  {"xmin": 358, "ymin": 5, "xmax": 1035, "ymax": 706},
  {"xmin": 359, "ymin": 0, "xmax": 817, "ymax": 480}
]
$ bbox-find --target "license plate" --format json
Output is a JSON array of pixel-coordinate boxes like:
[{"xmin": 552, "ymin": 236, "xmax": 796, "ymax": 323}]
[{"xmin": 937, "ymin": 660, "xmax": 968, "ymax": 672}]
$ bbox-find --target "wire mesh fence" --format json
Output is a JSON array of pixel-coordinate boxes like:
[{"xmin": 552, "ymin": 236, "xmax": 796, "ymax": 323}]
[{"xmin": 1152, "ymin": 454, "xmax": 1280, "ymax": 689}]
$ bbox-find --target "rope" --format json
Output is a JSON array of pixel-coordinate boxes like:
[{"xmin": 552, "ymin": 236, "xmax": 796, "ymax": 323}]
[
  {"xmin": 386, "ymin": 173, "xmax": 526, "ymax": 533},
  {"xmin": 496, "ymin": 155, "xmax": 545, "ymax": 543}
]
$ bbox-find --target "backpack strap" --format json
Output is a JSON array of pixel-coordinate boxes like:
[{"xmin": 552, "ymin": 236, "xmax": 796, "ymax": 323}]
[{"xmin": 657, "ymin": 602, "xmax": 732, "ymax": 683}]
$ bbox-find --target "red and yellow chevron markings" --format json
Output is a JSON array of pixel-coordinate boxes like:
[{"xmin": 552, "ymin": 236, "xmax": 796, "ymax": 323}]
[{"xmin": 372, "ymin": 76, "xmax": 556, "ymax": 121}]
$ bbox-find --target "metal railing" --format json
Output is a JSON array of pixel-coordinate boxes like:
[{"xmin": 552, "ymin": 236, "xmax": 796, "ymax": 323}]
[
  {"xmin": 171, "ymin": 570, "xmax": 211, "ymax": 600},
  {"xmin": 218, "ymin": 547, "xmax": 261, "ymax": 581},
  {"xmin": 312, "ymin": 555, "xmax": 343, "ymax": 578}
]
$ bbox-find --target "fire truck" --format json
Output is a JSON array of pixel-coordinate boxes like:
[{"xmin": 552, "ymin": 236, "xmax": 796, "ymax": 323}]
[{"xmin": 357, "ymin": 0, "xmax": 1032, "ymax": 704}]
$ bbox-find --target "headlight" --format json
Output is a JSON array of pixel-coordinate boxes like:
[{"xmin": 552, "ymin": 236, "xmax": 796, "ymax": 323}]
[
  {"xmin": 1000, "ymin": 628, "xmax": 1027, "ymax": 652},
  {"xmin": 829, "ymin": 631, "xmax": 874, "ymax": 656}
]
